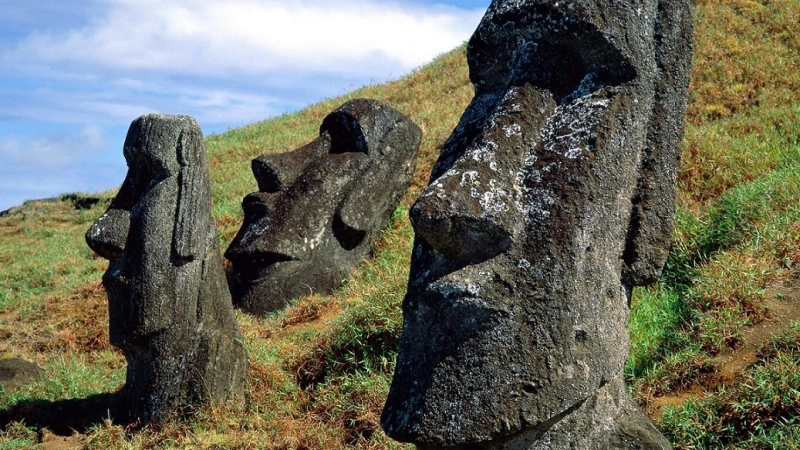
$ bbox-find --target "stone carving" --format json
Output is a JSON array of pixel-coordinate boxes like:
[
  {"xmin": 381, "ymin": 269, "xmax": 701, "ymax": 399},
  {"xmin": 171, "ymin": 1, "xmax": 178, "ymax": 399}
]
[
  {"xmin": 225, "ymin": 99, "xmax": 422, "ymax": 314},
  {"xmin": 86, "ymin": 114, "xmax": 248, "ymax": 425},
  {"xmin": 382, "ymin": 0, "xmax": 693, "ymax": 448}
]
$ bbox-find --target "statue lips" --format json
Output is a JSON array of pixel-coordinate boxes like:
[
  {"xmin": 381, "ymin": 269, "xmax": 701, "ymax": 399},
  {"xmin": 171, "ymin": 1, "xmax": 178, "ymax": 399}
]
[
  {"xmin": 224, "ymin": 192, "xmax": 301, "ymax": 283},
  {"xmin": 225, "ymin": 250, "xmax": 299, "ymax": 298},
  {"xmin": 101, "ymin": 258, "xmax": 128, "ymax": 297}
]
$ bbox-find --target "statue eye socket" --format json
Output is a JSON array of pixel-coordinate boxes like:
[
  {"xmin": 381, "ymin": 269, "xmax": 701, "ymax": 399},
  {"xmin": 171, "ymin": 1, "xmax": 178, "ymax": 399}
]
[
  {"xmin": 508, "ymin": 39, "xmax": 636, "ymax": 102},
  {"xmin": 251, "ymin": 158, "xmax": 283, "ymax": 193},
  {"xmin": 469, "ymin": 5, "xmax": 637, "ymax": 102},
  {"xmin": 331, "ymin": 211, "xmax": 367, "ymax": 251},
  {"xmin": 320, "ymin": 111, "xmax": 369, "ymax": 155}
]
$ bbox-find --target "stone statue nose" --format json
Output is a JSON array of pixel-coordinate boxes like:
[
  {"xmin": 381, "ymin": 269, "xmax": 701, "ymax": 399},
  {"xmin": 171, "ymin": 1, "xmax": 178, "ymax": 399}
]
[
  {"xmin": 227, "ymin": 192, "xmax": 274, "ymax": 254},
  {"xmin": 86, "ymin": 208, "xmax": 130, "ymax": 261},
  {"xmin": 408, "ymin": 82, "xmax": 558, "ymax": 264},
  {"xmin": 410, "ymin": 162, "xmax": 516, "ymax": 264}
]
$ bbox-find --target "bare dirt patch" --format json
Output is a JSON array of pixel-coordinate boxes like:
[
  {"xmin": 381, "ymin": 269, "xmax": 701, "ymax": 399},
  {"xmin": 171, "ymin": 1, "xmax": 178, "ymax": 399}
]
[
  {"xmin": 0, "ymin": 358, "xmax": 43, "ymax": 392},
  {"xmin": 39, "ymin": 431, "xmax": 86, "ymax": 450}
]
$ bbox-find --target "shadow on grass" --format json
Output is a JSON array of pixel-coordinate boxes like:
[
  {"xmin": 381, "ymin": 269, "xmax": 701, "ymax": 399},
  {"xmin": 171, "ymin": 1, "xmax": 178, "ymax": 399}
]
[{"xmin": 0, "ymin": 391, "xmax": 124, "ymax": 436}]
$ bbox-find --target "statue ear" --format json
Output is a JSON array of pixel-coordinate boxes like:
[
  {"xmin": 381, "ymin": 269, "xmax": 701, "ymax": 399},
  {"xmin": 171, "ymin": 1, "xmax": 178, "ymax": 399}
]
[
  {"xmin": 621, "ymin": 0, "xmax": 694, "ymax": 286},
  {"xmin": 173, "ymin": 123, "xmax": 211, "ymax": 261}
]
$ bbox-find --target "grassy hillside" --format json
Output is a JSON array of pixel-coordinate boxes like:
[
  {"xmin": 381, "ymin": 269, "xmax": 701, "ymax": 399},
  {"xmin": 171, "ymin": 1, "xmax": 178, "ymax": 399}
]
[{"xmin": 2, "ymin": 0, "xmax": 800, "ymax": 448}]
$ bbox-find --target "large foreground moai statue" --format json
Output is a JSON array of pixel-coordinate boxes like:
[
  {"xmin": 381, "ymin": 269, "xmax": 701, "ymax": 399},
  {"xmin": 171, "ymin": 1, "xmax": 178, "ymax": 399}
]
[
  {"xmin": 382, "ymin": 0, "xmax": 693, "ymax": 449},
  {"xmin": 86, "ymin": 114, "xmax": 248, "ymax": 425},
  {"xmin": 225, "ymin": 99, "xmax": 421, "ymax": 314}
]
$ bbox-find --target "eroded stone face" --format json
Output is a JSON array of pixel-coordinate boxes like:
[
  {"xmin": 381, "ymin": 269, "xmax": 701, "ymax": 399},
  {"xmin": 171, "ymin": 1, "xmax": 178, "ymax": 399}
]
[
  {"xmin": 86, "ymin": 114, "xmax": 248, "ymax": 425},
  {"xmin": 225, "ymin": 99, "xmax": 421, "ymax": 314},
  {"xmin": 382, "ymin": 1, "xmax": 693, "ymax": 448}
]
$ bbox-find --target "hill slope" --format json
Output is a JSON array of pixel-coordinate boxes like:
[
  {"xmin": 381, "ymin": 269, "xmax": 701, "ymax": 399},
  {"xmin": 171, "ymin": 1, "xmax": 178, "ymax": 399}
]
[{"xmin": 2, "ymin": 0, "xmax": 800, "ymax": 448}]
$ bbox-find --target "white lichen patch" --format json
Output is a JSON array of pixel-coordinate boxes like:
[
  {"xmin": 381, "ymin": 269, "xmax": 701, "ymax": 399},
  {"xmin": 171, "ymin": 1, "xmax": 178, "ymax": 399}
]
[
  {"xmin": 460, "ymin": 169, "xmax": 515, "ymax": 216},
  {"xmin": 520, "ymin": 185, "xmax": 556, "ymax": 224},
  {"xmin": 512, "ymin": 85, "xmax": 613, "ymax": 223},
  {"xmin": 519, "ymin": 148, "xmax": 541, "ymax": 186},
  {"xmin": 477, "ymin": 187, "xmax": 512, "ymax": 215},
  {"xmin": 517, "ymin": 139, "xmax": 554, "ymax": 224},
  {"xmin": 542, "ymin": 90, "xmax": 610, "ymax": 160},
  {"xmin": 461, "ymin": 170, "xmax": 479, "ymax": 187},
  {"xmin": 430, "ymin": 279, "xmax": 482, "ymax": 298},
  {"xmin": 439, "ymin": 168, "xmax": 461, "ymax": 181},
  {"xmin": 239, "ymin": 216, "xmax": 270, "ymax": 244},
  {"xmin": 503, "ymin": 123, "xmax": 522, "ymax": 137},
  {"xmin": 301, "ymin": 227, "xmax": 326, "ymax": 252},
  {"xmin": 465, "ymin": 141, "xmax": 504, "ymax": 174},
  {"xmin": 467, "ymin": 141, "xmax": 499, "ymax": 164},
  {"xmin": 419, "ymin": 168, "xmax": 461, "ymax": 199}
]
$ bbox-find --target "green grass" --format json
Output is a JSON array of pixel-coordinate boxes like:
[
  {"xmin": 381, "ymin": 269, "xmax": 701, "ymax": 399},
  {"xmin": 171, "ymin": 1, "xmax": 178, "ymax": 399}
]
[
  {"xmin": 0, "ymin": 196, "xmax": 111, "ymax": 313},
  {"xmin": 622, "ymin": 1, "xmax": 800, "ymax": 447},
  {"xmin": 2, "ymin": 0, "xmax": 800, "ymax": 448},
  {"xmin": 657, "ymin": 323, "xmax": 800, "ymax": 450}
]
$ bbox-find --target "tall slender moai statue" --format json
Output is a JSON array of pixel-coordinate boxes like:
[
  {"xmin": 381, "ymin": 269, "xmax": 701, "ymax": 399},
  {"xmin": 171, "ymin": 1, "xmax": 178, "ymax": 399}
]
[
  {"xmin": 86, "ymin": 114, "xmax": 248, "ymax": 425},
  {"xmin": 382, "ymin": 0, "xmax": 693, "ymax": 449},
  {"xmin": 225, "ymin": 99, "xmax": 421, "ymax": 314}
]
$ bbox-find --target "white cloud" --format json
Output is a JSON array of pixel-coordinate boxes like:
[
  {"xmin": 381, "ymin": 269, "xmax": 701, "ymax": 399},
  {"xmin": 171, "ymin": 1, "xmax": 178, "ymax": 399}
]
[
  {"xmin": 0, "ymin": 125, "xmax": 106, "ymax": 167},
  {"xmin": 0, "ymin": 124, "xmax": 127, "ymax": 211},
  {"xmin": 3, "ymin": 91, "xmax": 152, "ymax": 126},
  {"xmin": 10, "ymin": 0, "xmax": 482, "ymax": 78},
  {"xmin": 1, "ymin": 76, "xmax": 288, "ymax": 131},
  {"xmin": 169, "ymin": 86, "xmax": 287, "ymax": 125}
]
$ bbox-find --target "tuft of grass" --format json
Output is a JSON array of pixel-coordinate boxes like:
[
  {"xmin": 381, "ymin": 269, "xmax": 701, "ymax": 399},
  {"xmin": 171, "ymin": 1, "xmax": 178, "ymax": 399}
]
[
  {"xmin": 630, "ymin": 166, "xmax": 800, "ymax": 406},
  {"xmin": 0, "ymin": 195, "xmax": 111, "ymax": 314},
  {"xmin": 627, "ymin": 285, "xmax": 687, "ymax": 378},
  {"xmin": 0, "ymin": 421, "xmax": 36, "ymax": 450},
  {"xmin": 758, "ymin": 322, "xmax": 800, "ymax": 364}
]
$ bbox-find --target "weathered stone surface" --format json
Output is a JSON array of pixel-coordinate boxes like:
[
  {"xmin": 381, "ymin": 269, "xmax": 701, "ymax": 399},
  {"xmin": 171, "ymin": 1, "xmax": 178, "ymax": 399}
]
[
  {"xmin": 225, "ymin": 99, "xmax": 422, "ymax": 314},
  {"xmin": 86, "ymin": 114, "xmax": 248, "ymax": 425},
  {"xmin": 382, "ymin": 0, "xmax": 693, "ymax": 448},
  {"xmin": 0, "ymin": 358, "xmax": 43, "ymax": 392}
]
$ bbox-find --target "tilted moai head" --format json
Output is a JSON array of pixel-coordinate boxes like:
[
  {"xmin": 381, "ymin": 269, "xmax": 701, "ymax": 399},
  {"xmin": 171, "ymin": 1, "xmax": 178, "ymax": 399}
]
[
  {"xmin": 86, "ymin": 114, "xmax": 248, "ymax": 425},
  {"xmin": 225, "ymin": 99, "xmax": 421, "ymax": 314},
  {"xmin": 382, "ymin": 1, "xmax": 693, "ymax": 449}
]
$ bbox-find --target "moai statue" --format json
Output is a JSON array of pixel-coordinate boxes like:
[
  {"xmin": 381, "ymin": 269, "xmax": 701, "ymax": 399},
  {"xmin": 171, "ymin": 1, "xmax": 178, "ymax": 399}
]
[
  {"xmin": 382, "ymin": 1, "xmax": 693, "ymax": 449},
  {"xmin": 225, "ymin": 99, "xmax": 421, "ymax": 314},
  {"xmin": 86, "ymin": 114, "xmax": 248, "ymax": 425}
]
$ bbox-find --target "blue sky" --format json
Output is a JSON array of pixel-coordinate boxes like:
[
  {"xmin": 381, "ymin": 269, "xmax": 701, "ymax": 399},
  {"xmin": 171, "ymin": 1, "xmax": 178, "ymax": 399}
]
[{"xmin": 0, "ymin": 0, "xmax": 490, "ymax": 211}]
